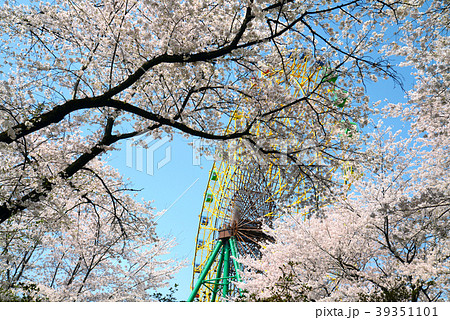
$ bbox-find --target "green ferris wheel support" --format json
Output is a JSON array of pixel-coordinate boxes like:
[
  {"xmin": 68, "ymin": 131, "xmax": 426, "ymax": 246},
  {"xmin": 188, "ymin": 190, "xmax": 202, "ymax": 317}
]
[{"xmin": 187, "ymin": 236, "xmax": 242, "ymax": 302}]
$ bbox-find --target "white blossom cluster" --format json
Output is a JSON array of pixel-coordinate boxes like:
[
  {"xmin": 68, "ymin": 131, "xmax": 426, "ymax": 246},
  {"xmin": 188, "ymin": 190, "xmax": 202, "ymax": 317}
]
[{"xmin": 238, "ymin": 130, "xmax": 449, "ymax": 301}]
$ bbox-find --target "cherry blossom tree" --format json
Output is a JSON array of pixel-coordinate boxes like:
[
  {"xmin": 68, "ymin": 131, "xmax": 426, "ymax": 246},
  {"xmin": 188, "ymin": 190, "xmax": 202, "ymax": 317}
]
[
  {"xmin": 237, "ymin": 128, "xmax": 449, "ymax": 301},
  {"xmin": 237, "ymin": 0, "xmax": 449, "ymax": 302},
  {"xmin": 1, "ymin": 0, "xmax": 444, "ymax": 301},
  {"xmin": 0, "ymin": 149, "xmax": 182, "ymax": 301},
  {"xmin": 0, "ymin": 0, "xmax": 418, "ymax": 225},
  {"xmin": 383, "ymin": 0, "xmax": 449, "ymax": 162}
]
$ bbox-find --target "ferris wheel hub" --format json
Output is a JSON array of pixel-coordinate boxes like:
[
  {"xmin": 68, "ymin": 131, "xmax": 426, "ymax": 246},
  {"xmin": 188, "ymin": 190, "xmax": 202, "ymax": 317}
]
[{"xmin": 218, "ymin": 218, "xmax": 273, "ymax": 243}]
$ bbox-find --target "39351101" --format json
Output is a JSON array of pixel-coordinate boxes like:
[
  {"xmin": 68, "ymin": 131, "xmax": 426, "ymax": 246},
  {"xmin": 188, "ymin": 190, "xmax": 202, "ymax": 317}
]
[{"xmin": 375, "ymin": 306, "xmax": 438, "ymax": 317}]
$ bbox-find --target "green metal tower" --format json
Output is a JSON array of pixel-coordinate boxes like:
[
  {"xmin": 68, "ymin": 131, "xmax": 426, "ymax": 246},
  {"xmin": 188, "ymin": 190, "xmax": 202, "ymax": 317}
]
[{"xmin": 187, "ymin": 235, "xmax": 241, "ymax": 302}]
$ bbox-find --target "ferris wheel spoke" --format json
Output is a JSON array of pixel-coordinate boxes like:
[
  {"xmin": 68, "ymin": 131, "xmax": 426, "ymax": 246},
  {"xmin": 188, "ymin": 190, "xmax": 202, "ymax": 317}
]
[{"xmin": 234, "ymin": 233, "xmax": 260, "ymax": 259}]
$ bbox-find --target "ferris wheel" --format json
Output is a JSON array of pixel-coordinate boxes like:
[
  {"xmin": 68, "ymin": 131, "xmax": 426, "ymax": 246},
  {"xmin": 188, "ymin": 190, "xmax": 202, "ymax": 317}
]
[{"xmin": 188, "ymin": 53, "xmax": 347, "ymax": 302}]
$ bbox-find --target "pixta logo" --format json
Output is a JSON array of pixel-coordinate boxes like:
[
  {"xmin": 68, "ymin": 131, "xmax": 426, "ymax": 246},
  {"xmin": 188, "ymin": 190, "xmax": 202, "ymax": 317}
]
[{"xmin": 126, "ymin": 136, "xmax": 171, "ymax": 175}]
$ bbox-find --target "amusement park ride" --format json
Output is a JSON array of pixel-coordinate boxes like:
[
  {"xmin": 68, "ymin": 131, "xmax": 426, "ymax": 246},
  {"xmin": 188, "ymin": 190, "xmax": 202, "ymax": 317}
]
[{"xmin": 187, "ymin": 52, "xmax": 354, "ymax": 302}]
